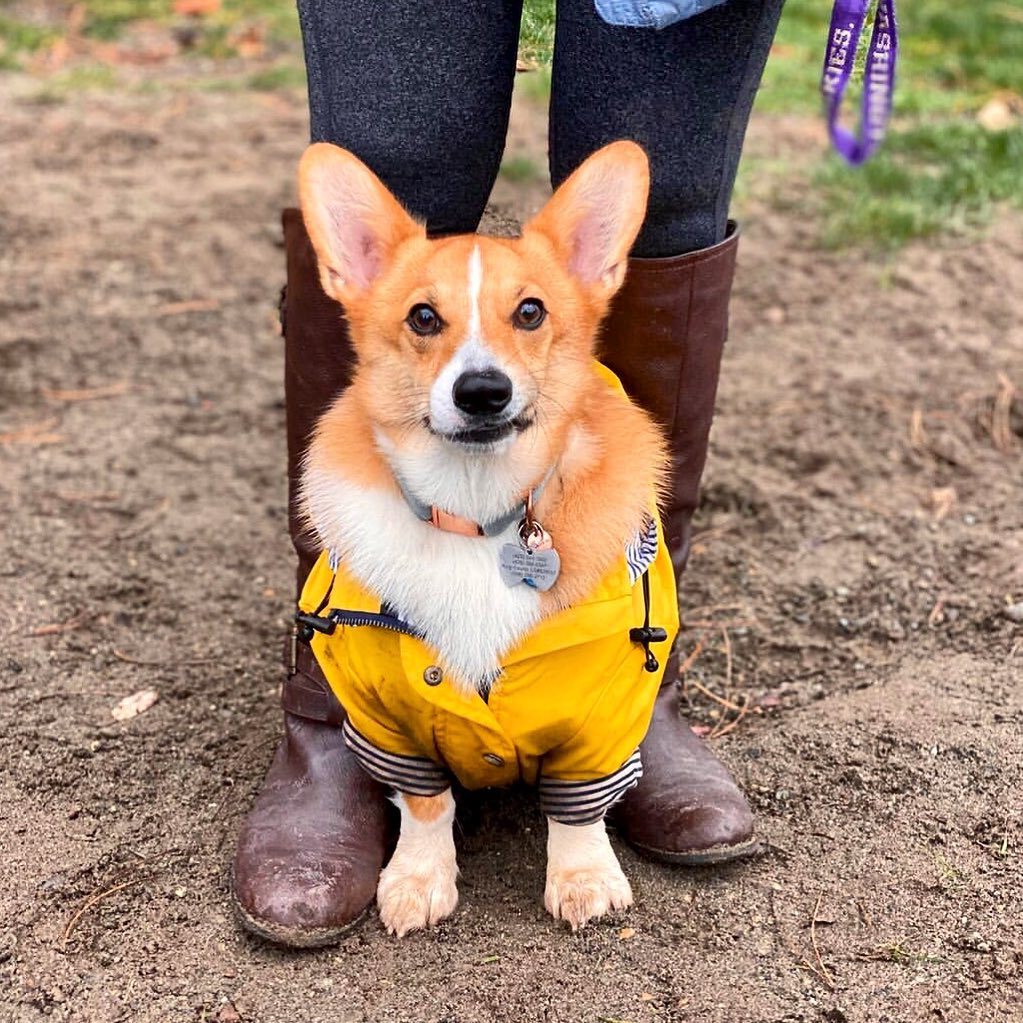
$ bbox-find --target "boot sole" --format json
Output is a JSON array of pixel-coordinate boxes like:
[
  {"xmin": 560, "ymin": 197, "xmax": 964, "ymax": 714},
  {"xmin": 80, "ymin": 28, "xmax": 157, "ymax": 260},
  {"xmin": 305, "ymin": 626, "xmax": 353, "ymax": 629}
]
[
  {"xmin": 627, "ymin": 834, "xmax": 761, "ymax": 867},
  {"xmin": 232, "ymin": 891, "xmax": 370, "ymax": 949}
]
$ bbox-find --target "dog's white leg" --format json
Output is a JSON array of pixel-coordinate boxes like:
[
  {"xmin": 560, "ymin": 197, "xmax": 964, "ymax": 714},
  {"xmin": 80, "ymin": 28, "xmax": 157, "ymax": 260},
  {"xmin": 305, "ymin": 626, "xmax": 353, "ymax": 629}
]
[
  {"xmin": 544, "ymin": 817, "xmax": 633, "ymax": 931},
  {"xmin": 377, "ymin": 789, "xmax": 458, "ymax": 937}
]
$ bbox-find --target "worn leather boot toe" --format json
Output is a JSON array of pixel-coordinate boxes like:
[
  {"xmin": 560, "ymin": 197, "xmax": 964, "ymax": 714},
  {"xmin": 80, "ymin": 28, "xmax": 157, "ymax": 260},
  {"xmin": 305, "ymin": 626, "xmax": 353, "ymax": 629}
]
[
  {"xmin": 233, "ymin": 702, "xmax": 390, "ymax": 947},
  {"xmin": 614, "ymin": 684, "xmax": 756, "ymax": 865}
]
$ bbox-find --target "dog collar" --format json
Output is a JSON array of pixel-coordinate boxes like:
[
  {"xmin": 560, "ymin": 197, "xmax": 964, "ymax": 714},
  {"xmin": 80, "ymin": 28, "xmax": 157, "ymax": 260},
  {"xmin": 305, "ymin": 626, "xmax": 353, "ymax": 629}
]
[{"xmin": 395, "ymin": 468, "xmax": 554, "ymax": 538}]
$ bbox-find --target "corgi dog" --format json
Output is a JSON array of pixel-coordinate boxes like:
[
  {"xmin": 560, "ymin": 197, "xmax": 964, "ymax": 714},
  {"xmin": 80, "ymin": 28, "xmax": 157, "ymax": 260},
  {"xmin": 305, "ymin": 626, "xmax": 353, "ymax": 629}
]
[{"xmin": 296, "ymin": 139, "xmax": 679, "ymax": 936}]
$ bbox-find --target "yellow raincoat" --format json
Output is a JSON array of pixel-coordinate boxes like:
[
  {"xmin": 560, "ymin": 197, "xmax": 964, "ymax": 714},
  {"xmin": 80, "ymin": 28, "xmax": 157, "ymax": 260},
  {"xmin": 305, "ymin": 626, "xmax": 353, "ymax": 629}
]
[{"xmin": 298, "ymin": 516, "xmax": 678, "ymax": 823}]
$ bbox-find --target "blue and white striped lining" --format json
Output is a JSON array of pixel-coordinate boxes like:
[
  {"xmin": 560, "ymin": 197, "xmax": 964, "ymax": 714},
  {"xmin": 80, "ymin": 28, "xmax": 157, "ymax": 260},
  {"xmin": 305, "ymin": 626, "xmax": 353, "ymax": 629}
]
[
  {"xmin": 342, "ymin": 719, "xmax": 451, "ymax": 797},
  {"xmin": 624, "ymin": 515, "xmax": 659, "ymax": 584},
  {"xmin": 539, "ymin": 750, "xmax": 644, "ymax": 826}
]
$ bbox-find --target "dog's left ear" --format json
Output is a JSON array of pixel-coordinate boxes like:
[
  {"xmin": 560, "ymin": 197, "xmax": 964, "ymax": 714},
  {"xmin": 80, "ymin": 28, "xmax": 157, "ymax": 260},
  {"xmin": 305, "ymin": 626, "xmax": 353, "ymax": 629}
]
[{"xmin": 524, "ymin": 140, "xmax": 649, "ymax": 300}]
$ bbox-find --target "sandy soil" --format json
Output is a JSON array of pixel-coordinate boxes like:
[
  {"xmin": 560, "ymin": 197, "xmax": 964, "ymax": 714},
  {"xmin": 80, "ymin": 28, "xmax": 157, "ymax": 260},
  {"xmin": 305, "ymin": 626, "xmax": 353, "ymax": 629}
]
[{"xmin": 1, "ymin": 76, "xmax": 1021, "ymax": 1023}]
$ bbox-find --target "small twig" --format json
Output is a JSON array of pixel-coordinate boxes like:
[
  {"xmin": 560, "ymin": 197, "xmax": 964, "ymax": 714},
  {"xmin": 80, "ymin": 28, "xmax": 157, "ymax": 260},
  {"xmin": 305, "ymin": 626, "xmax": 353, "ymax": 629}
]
[
  {"xmin": 720, "ymin": 625, "xmax": 734, "ymax": 692},
  {"xmin": 61, "ymin": 879, "xmax": 142, "ymax": 949},
  {"xmin": 0, "ymin": 417, "xmax": 63, "ymax": 446},
  {"xmin": 808, "ymin": 891, "xmax": 835, "ymax": 989},
  {"xmin": 26, "ymin": 611, "xmax": 96, "ymax": 638},
  {"xmin": 927, "ymin": 596, "xmax": 947, "ymax": 628},
  {"xmin": 991, "ymin": 372, "xmax": 1018, "ymax": 454},
  {"xmin": 41, "ymin": 381, "xmax": 131, "ymax": 403},
  {"xmin": 677, "ymin": 635, "xmax": 706, "ymax": 676},
  {"xmin": 709, "ymin": 694, "xmax": 751, "ymax": 739},
  {"xmin": 683, "ymin": 617, "xmax": 757, "ymax": 630},
  {"xmin": 855, "ymin": 899, "xmax": 873, "ymax": 928},
  {"xmin": 119, "ymin": 496, "xmax": 170, "ymax": 540},
  {"xmin": 112, "ymin": 649, "xmax": 217, "ymax": 668},
  {"xmin": 685, "ymin": 678, "xmax": 744, "ymax": 713},
  {"xmin": 53, "ymin": 489, "xmax": 122, "ymax": 505},
  {"xmin": 909, "ymin": 408, "xmax": 928, "ymax": 454},
  {"xmin": 682, "ymin": 602, "xmax": 748, "ymax": 620}
]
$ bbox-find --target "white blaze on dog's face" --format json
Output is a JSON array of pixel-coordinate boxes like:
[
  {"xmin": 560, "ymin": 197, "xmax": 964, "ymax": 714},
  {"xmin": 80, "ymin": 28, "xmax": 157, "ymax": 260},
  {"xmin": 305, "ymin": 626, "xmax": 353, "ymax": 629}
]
[{"xmin": 297, "ymin": 140, "xmax": 650, "ymax": 463}]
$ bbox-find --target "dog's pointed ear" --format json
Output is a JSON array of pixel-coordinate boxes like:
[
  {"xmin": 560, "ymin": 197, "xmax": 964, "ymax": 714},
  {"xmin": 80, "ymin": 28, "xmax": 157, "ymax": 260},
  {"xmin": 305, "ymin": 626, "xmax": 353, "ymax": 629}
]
[
  {"xmin": 524, "ymin": 141, "xmax": 649, "ymax": 300},
  {"xmin": 298, "ymin": 143, "xmax": 424, "ymax": 305}
]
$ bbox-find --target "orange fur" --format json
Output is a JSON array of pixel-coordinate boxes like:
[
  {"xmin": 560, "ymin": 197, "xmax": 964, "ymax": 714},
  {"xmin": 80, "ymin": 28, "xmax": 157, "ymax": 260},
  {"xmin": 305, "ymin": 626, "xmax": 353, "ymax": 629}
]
[
  {"xmin": 298, "ymin": 140, "xmax": 665, "ymax": 624},
  {"xmin": 403, "ymin": 793, "xmax": 452, "ymax": 823}
]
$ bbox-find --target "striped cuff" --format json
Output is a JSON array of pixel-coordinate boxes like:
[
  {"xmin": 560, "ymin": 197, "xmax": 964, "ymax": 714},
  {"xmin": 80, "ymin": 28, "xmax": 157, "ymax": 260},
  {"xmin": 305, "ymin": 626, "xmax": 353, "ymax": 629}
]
[
  {"xmin": 342, "ymin": 719, "xmax": 450, "ymax": 797},
  {"xmin": 625, "ymin": 516, "xmax": 658, "ymax": 584},
  {"xmin": 539, "ymin": 750, "xmax": 644, "ymax": 826}
]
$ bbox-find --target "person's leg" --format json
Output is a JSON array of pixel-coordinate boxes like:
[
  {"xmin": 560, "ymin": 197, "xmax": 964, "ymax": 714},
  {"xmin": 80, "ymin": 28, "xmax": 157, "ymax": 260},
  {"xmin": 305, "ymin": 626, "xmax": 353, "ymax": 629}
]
[
  {"xmin": 233, "ymin": 0, "xmax": 523, "ymax": 947},
  {"xmin": 301, "ymin": 0, "xmax": 524, "ymax": 235},
  {"xmin": 550, "ymin": 0, "xmax": 784, "ymax": 255},
  {"xmin": 550, "ymin": 0, "xmax": 785, "ymax": 863}
]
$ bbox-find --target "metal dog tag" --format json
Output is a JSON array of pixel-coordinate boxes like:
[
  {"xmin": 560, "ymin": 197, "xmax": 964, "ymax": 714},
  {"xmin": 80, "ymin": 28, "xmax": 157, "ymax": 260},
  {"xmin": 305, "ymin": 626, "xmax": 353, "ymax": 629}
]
[
  {"xmin": 499, "ymin": 516, "xmax": 560, "ymax": 591},
  {"xmin": 499, "ymin": 543, "xmax": 561, "ymax": 591}
]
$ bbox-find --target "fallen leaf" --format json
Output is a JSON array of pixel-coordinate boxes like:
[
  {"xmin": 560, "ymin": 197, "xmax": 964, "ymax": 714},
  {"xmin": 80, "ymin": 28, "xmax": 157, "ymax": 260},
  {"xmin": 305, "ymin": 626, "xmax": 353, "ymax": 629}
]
[
  {"xmin": 216, "ymin": 1004, "xmax": 242, "ymax": 1023},
  {"xmin": 618, "ymin": 927, "xmax": 636, "ymax": 940},
  {"xmin": 174, "ymin": 0, "xmax": 221, "ymax": 15},
  {"xmin": 111, "ymin": 689, "xmax": 160, "ymax": 721},
  {"xmin": 977, "ymin": 96, "xmax": 1018, "ymax": 132},
  {"xmin": 229, "ymin": 24, "xmax": 265, "ymax": 59}
]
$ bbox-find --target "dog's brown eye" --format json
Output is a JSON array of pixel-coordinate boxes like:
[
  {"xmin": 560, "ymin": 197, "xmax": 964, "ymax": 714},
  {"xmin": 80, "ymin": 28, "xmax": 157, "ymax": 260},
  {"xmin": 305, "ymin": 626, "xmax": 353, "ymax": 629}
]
[
  {"xmin": 513, "ymin": 298, "xmax": 546, "ymax": 331},
  {"xmin": 407, "ymin": 303, "xmax": 442, "ymax": 336}
]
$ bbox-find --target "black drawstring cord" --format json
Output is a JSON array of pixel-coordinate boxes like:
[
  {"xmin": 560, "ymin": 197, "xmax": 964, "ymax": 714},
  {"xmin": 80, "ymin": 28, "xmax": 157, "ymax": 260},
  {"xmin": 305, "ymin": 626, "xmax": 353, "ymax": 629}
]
[
  {"xmin": 630, "ymin": 570, "xmax": 668, "ymax": 673},
  {"xmin": 295, "ymin": 568, "xmax": 339, "ymax": 643}
]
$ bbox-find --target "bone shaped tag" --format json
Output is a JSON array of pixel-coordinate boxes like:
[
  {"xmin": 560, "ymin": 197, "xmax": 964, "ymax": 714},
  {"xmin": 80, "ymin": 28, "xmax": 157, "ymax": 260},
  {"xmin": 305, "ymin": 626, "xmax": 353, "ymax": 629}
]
[{"xmin": 499, "ymin": 518, "xmax": 560, "ymax": 591}]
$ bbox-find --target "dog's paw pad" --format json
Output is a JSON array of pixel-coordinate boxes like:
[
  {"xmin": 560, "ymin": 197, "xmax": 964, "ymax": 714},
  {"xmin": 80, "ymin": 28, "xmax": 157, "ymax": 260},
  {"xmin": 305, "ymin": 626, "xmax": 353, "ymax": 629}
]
[
  {"xmin": 544, "ymin": 865, "xmax": 633, "ymax": 931},
  {"xmin": 377, "ymin": 867, "xmax": 458, "ymax": 938}
]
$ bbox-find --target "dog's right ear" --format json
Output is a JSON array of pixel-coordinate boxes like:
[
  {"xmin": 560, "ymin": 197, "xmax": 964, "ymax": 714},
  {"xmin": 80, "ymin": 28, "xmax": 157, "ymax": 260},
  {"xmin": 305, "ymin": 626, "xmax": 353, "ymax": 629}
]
[{"xmin": 298, "ymin": 143, "xmax": 424, "ymax": 306}]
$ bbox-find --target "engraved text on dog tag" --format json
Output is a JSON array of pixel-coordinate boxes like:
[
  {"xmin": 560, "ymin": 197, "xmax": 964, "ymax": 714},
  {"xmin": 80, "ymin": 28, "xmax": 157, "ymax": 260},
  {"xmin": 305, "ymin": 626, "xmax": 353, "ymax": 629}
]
[{"xmin": 499, "ymin": 543, "xmax": 561, "ymax": 591}]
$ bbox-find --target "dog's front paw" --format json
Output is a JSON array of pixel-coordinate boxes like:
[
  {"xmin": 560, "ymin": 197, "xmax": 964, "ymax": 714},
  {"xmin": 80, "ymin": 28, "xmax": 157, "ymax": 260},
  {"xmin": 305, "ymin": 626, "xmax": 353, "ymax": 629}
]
[
  {"xmin": 545, "ymin": 862, "xmax": 633, "ymax": 931},
  {"xmin": 377, "ymin": 858, "xmax": 458, "ymax": 937},
  {"xmin": 544, "ymin": 818, "xmax": 633, "ymax": 931}
]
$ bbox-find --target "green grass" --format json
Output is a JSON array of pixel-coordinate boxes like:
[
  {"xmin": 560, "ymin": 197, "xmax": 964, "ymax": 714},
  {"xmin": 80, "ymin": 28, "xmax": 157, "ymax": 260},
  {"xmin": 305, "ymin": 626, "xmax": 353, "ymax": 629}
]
[
  {"xmin": 520, "ymin": 0, "xmax": 555, "ymax": 66},
  {"xmin": 245, "ymin": 62, "xmax": 305, "ymax": 91},
  {"xmin": 31, "ymin": 62, "xmax": 120, "ymax": 100},
  {"xmin": 499, "ymin": 154, "xmax": 545, "ymax": 183},
  {"xmin": 813, "ymin": 121, "xmax": 1023, "ymax": 248}
]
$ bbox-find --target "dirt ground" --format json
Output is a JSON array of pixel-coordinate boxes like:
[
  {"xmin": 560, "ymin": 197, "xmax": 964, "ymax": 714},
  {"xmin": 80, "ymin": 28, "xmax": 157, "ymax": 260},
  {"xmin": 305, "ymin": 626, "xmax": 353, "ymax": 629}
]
[{"xmin": 1, "ymin": 73, "xmax": 1021, "ymax": 1023}]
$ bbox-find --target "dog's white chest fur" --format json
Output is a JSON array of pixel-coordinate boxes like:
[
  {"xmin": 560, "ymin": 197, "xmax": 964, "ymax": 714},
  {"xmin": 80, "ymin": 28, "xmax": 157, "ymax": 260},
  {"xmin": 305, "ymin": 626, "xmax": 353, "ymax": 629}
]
[{"xmin": 304, "ymin": 466, "xmax": 542, "ymax": 691}]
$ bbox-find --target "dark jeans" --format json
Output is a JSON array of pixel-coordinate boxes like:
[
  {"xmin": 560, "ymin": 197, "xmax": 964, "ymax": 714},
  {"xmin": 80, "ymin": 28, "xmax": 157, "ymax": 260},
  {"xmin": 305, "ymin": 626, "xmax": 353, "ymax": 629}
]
[{"xmin": 296, "ymin": 0, "xmax": 784, "ymax": 256}]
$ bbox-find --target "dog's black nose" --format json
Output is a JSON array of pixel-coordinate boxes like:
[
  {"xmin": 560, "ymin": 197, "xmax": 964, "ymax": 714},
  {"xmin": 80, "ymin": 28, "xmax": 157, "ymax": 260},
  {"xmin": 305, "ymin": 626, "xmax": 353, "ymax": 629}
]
[{"xmin": 452, "ymin": 370, "xmax": 513, "ymax": 416}]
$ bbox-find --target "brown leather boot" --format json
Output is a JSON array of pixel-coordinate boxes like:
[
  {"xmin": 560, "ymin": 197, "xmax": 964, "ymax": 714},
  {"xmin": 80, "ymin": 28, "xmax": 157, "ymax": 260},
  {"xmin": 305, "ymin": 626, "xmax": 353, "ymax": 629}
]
[
  {"xmin": 232, "ymin": 209, "xmax": 391, "ymax": 947},
  {"xmin": 602, "ymin": 224, "xmax": 757, "ymax": 865}
]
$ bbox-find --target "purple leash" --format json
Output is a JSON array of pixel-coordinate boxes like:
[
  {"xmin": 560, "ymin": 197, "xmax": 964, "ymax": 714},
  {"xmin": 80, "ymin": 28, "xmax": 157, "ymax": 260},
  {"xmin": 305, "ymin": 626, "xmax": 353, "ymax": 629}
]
[{"xmin": 821, "ymin": 0, "xmax": 899, "ymax": 165}]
